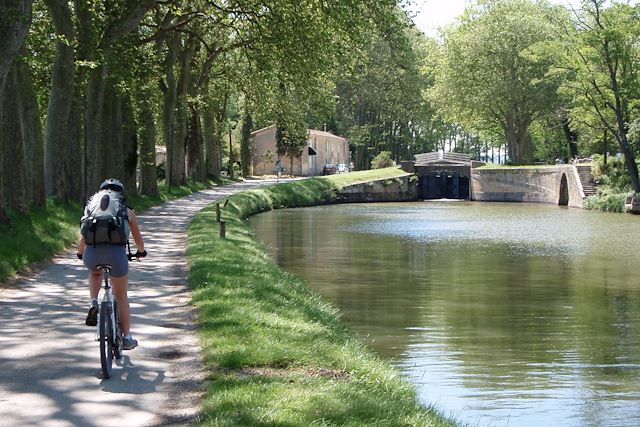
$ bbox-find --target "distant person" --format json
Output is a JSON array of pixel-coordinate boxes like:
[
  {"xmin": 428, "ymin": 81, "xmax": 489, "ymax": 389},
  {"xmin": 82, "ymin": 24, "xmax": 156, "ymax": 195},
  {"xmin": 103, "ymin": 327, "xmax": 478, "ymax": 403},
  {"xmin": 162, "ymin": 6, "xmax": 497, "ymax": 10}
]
[{"xmin": 77, "ymin": 178, "xmax": 146, "ymax": 350}]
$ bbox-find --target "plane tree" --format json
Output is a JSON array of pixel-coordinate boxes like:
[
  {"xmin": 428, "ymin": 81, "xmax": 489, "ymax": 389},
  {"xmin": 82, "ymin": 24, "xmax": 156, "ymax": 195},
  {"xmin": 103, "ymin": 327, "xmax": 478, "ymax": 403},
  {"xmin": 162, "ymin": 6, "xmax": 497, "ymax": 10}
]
[
  {"xmin": 555, "ymin": 0, "xmax": 640, "ymax": 192},
  {"xmin": 433, "ymin": 0, "xmax": 563, "ymax": 165}
]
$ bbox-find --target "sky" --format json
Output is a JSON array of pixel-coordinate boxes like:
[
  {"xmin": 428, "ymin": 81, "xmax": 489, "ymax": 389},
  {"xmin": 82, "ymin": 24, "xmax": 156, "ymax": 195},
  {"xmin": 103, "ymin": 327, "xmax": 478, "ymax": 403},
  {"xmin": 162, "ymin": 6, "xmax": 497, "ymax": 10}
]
[{"xmin": 409, "ymin": 0, "xmax": 583, "ymax": 36}]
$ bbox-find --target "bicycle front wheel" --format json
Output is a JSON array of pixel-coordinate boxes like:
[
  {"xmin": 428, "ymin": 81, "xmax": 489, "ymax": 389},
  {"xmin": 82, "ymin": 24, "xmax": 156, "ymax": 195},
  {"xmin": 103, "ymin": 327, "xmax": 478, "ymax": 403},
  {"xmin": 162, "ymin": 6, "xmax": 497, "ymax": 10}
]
[{"xmin": 99, "ymin": 302, "xmax": 114, "ymax": 379}]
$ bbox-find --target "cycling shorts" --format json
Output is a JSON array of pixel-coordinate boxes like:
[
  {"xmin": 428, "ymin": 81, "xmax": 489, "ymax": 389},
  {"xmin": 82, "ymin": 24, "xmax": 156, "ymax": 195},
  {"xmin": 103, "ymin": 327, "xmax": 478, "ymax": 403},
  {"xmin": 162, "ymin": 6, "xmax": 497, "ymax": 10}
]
[{"xmin": 83, "ymin": 244, "xmax": 129, "ymax": 278}]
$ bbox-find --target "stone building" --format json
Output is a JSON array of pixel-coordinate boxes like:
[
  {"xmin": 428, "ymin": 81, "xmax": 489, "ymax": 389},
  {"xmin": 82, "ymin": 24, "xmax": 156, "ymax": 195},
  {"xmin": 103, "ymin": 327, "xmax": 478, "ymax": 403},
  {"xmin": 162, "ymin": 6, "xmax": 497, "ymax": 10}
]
[{"xmin": 251, "ymin": 125, "xmax": 349, "ymax": 176}]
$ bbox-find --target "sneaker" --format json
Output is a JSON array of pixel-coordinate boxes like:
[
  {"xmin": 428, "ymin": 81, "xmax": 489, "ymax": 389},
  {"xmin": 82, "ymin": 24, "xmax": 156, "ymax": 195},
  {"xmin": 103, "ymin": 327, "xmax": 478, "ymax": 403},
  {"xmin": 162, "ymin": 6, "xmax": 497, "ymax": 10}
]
[
  {"xmin": 122, "ymin": 336, "xmax": 138, "ymax": 350},
  {"xmin": 85, "ymin": 300, "xmax": 99, "ymax": 326}
]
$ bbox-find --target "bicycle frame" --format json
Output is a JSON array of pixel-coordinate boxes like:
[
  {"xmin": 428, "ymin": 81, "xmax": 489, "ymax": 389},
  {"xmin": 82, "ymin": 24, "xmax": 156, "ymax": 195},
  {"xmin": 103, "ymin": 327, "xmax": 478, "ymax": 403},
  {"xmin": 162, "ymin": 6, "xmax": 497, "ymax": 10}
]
[
  {"xmin": 96, "ymin": 264, "xmax": 122, "ymax": 378},
  {"xmin": 100, "ymin": 268, "xmax": 115, "ymax": 334}
]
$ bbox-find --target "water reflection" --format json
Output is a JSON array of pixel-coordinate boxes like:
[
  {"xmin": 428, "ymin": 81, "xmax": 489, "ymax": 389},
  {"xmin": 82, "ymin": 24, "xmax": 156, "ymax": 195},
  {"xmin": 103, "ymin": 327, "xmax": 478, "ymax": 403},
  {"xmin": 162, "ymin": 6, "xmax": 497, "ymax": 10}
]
[{"xmin": 248, "ymin": 202, "xmax": 640, "ymax": 427}]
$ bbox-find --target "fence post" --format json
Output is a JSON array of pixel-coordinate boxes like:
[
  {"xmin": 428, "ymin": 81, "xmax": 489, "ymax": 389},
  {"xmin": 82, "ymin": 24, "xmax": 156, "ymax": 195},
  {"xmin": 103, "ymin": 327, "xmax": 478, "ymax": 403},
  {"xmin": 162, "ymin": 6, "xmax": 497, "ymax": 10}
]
[
  {"xmin": 216, "ymin": 203, "xmax": 221, "ymax": 222},
  {"xmin": 219, "ymin": 220, "xmax": 226, "ymax": 239}
]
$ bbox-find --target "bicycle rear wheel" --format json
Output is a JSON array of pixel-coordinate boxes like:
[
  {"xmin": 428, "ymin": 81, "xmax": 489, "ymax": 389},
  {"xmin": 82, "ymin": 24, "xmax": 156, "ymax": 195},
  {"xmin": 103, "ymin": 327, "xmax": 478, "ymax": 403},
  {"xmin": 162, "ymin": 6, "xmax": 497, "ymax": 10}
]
[{"xmin": 99, "ymin": 302, "xmax": 114, "ymax": 379}]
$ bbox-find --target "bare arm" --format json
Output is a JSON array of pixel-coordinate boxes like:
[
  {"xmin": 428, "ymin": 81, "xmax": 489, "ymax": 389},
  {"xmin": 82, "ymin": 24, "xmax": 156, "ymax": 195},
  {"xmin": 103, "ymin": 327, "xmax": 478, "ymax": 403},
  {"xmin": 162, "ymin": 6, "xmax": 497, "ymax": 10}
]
[
  {"xmin": 78, "ymin": 237, "xmax": 86, "ymax": 255},
  {"xmin": 128, "ymin": 209, "xmax": 145, "ymax": 252}
]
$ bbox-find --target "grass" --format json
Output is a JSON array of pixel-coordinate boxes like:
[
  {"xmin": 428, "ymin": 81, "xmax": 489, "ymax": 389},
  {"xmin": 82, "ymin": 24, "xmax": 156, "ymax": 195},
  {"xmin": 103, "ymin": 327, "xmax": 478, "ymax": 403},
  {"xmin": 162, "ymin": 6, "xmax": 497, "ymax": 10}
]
[
  {"xmin": 0, "ymin": 199, "xmax": 81, "ymax": 282},
  {"xmin": 187, "ymin": 167, "xmax": 456, "ymax": 426},
  {"xmin": 0, "ymin": 180, "xmax": 224, "ymax": 283}
]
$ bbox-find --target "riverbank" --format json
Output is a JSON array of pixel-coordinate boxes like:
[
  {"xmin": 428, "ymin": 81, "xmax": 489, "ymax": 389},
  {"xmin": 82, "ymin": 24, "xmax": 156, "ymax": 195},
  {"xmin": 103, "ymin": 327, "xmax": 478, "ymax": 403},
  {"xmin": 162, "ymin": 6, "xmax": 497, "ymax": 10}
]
[{"xmin": 186, "ymin": 168, "xmax": 457, "ymax": 426}]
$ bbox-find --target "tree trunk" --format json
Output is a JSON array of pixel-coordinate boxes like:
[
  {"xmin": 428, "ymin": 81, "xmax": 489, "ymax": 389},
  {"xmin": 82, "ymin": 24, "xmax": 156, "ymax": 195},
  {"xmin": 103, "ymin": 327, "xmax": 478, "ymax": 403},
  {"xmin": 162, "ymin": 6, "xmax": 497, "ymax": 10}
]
[
  {"xmin": 15, "ymin": 52, "xmax": 45, "ymax": 208},
  {"xmin": 101, "ymin": 81, "xmax": 116, "ymax": 180},
  {"xmin": 122, "ymin": 94, "xmax": 138, "ymax": 195},
  {"xmin": 138, "ymin": 87, "xmax": 158, "ymax": 196},
  {"xmin": 0, "ymin": 0, "xmax": 31, "ymax": 96},
  {"xmin": 504, "ymin": 111, "xmax": 533, "ymax": 165},
  {"xmin": 203, "ymin": 103, "xmax": 220, "ymax": 179},
  {"xmin": 66, "ymin": 83, "xmax": 83, "ymax": 201},
  {"xmin": 79, "ymin": 0, "xmax": 155, "ymax": 197},
  {"xmin": 240, "ymin": 109, "xmax": 253, "ymax": 177},
  {"xmin": 561, "ymin": 115, "xmax": 578, "ymax": 160},
  {"xmin": 0, "ymin": 0, "xmax": 32, "ymax": 223},
  {"xmin": 110, "ymin": 86, "xmax": 125, "ymax": 181},
  {"xmin": 161, "ymin": 32, "xmax": 178, "ymax": 187},
  {"xmin": 169, "ymin": 98, "xmax": 188, "ymax": 186},
  {"xmin": 2, "ymin": 65, "xmax": 28, "ymax": 213},
  {"xmin": 84, "ymin": 64, "xmax": 107, "ymax": 197},
  {"xmin": 186, "ymin": 104, "xmax": 205, "ymax": 182},
  {"xmin": 43, "ymin": 0, "xmax": 74, "ymax": 201}
]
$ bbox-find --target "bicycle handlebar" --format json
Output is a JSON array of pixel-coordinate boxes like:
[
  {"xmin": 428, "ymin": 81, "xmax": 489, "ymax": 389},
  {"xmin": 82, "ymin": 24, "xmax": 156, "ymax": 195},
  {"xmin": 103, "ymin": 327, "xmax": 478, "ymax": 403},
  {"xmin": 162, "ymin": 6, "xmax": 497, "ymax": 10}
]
[{"xmin": 127, "ymin": 250, "xmax": 147, "ymax": 261}]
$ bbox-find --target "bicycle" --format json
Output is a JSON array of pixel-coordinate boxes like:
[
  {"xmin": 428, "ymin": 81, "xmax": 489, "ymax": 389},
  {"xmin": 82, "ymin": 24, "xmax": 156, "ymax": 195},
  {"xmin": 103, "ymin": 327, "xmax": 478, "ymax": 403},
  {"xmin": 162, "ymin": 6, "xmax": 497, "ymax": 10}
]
[{"xmin": 95, "ymin": 251, "xmax": 145, "ymax": 379}]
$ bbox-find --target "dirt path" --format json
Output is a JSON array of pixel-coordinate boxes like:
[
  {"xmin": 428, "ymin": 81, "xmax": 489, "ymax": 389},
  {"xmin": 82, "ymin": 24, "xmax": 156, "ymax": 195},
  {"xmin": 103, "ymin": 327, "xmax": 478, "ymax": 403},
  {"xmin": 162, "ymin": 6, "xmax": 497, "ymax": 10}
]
[{"xmin": 0, "ymin": 179, "xmax": 281, "ymax": 427}]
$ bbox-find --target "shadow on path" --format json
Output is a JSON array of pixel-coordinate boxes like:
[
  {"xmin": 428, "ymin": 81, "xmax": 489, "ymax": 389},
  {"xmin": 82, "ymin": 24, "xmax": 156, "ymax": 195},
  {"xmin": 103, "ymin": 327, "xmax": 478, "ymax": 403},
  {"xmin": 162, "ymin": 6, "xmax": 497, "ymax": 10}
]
[{"xmin": 0, "ymin": 179, "xmax": 283, "ymax": 427}]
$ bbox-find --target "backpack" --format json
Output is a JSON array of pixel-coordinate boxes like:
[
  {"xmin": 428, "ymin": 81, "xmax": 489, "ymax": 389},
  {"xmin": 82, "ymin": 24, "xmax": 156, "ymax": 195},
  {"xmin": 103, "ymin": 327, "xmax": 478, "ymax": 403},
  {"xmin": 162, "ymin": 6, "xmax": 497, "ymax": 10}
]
[{"xmin": 80, "ymin": 190, "xmax": 130, "ymax": 246}]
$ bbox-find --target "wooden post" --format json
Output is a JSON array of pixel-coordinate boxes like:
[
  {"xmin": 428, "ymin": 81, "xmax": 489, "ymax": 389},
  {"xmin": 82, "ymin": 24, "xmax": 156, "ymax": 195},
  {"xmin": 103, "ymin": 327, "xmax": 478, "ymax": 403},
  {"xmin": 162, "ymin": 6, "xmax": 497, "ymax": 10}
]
[
  {"xmin": 216, "ymin": 203, "xmax": 221, "ymax": 222},
  {"xmin": 220, "ymin": 220, "xmax": 226, "ymax": 238}
]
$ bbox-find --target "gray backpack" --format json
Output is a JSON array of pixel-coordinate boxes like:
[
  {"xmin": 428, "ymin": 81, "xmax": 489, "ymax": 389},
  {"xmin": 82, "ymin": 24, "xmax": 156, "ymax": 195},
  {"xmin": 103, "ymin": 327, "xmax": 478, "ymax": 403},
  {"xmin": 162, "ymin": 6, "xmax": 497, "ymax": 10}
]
[{"xmin": 80, "ymin": 190, "xmax": 130, "ymax": 246}]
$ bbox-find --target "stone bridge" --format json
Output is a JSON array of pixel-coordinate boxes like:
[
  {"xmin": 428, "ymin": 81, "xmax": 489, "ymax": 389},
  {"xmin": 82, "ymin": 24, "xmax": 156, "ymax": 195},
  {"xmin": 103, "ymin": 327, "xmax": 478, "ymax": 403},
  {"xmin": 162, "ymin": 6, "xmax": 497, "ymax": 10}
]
[
  {"xmin": 337, "ymin": 165, "xmax": 588, "ymax": 208},
  {"xmin": 470, "ymin": 165, "xmax": 585, "ymax": 208}
]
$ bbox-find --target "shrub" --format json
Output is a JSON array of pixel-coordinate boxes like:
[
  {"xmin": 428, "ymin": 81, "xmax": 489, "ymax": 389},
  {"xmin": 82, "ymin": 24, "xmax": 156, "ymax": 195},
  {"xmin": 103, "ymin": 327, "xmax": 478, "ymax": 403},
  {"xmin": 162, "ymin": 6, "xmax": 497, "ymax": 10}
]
[
  {"xmin": 591, "ymin": 153, "xmax": 633, "ymax": 192},
  {"xmin": 371, "ymin": 151, "xmax": 395, "ymax": 169},
  {"xmin": 582, "ymin": 191, "xmax": 627, "ymax": 213}
]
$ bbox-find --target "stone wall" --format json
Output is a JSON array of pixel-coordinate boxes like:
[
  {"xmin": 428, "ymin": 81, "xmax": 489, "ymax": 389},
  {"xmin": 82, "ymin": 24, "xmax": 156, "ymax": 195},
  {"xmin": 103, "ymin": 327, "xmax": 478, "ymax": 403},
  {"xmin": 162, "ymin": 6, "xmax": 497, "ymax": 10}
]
[
  {"xmin": 337, "ymin": 174, "xmax": 417, "ymax": 203},
  {"xmin": 471, "ymin": 165, "xmax": 584, "ymax": 208}
]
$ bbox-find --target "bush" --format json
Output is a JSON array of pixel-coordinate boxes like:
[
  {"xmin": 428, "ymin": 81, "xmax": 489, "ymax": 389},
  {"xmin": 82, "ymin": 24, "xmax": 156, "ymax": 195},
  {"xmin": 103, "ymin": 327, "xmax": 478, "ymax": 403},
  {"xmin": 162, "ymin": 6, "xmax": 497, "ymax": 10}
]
[
  {"xmin": 370, "ymin": 151, "xmax": 395, "ymax": 169},
  {"xmin": 582, "ymin": 191, "xmax": 627, "ymax": 213},
  {"xmin": 591, "ymin": 153, "xmax": 633, "ymax": 192}
]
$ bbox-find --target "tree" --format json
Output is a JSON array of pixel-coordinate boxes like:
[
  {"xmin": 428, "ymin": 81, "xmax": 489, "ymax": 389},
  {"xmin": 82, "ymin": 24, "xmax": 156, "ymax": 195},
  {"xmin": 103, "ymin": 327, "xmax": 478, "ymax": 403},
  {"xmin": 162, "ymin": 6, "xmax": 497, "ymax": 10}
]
[
  {"xmin": 43, "ymin": 0, "xmax": 74, "ymax": 201},
  {"xmin": 276, "ymin": 87, "xmax": 308, "ymax": 175},
  {"xmin": 0, "ymin": 0, "xmax": 32, "ymax": 223},
  {"xmin": 558, "ymin": 1, "xmax": 640, "ymax": 192},
  {"xmin": 240, "ymin": 105, "xmax": 253, "ymax": 177},
  {"xmin": 80, "ymin": 0, "xmax": 157, "ymax": 197},
  {"xmin": 434, "ymin": 0, "xmax": 562, "ymax": 165}
]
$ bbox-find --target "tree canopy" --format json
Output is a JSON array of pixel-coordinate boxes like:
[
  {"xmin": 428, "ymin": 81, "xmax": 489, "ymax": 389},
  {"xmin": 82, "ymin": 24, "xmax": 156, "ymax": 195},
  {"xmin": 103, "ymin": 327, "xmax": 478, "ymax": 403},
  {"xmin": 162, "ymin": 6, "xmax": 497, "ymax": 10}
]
[{"xmin": 2, "ymin": 0, "xmax": 640, "ymax": 223}]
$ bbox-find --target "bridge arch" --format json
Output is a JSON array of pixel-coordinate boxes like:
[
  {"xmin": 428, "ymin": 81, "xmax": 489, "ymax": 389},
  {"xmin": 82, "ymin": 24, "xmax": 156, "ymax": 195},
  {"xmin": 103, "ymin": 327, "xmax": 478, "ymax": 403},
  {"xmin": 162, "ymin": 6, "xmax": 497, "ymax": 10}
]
[{"xmin": 558, "ymin": 173, "xmax": 569, "ymax": 206}]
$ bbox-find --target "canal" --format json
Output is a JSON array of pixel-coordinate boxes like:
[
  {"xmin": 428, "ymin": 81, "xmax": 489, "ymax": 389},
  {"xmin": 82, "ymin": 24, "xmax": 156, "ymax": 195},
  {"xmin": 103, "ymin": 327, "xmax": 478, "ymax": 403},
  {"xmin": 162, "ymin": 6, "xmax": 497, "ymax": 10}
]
[{"xmin": 248, "ymin": 201, "xmax": 640, "ymax": 427}]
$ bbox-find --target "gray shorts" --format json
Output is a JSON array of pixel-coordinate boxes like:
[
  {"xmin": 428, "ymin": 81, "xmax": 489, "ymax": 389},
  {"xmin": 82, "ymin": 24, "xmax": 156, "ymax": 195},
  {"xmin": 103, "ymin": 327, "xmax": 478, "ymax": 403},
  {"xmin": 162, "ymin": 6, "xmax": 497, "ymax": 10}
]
[{"xmin": 83, "ymin": 244, "xmax": 129, "ymax": 278}]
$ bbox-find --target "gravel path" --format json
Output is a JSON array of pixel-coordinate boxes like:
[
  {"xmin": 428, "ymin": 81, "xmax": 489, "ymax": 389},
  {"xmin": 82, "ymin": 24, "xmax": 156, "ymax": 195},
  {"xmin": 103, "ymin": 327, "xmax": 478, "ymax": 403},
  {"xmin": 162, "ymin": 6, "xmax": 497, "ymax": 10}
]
[{"xmin": 0, "ymin": 179, "xmax": 281, "ymax": 427}]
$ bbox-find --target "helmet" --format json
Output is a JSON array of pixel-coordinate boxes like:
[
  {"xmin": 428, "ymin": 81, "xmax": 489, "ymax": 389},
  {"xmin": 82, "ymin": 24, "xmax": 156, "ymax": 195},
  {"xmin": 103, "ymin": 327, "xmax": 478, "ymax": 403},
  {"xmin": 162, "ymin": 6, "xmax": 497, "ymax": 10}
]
[{"xmin": 99, "ymin": 178, "xmax": 124, "ymax": 192}]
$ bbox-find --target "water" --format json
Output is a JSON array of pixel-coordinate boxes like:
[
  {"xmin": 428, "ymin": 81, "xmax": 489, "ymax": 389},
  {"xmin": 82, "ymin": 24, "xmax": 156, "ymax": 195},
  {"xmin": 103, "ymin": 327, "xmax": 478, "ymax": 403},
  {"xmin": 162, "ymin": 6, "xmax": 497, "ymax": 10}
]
[{"xmin": 247, "ymin": 201, "xmax": 640, "ymax": 427}]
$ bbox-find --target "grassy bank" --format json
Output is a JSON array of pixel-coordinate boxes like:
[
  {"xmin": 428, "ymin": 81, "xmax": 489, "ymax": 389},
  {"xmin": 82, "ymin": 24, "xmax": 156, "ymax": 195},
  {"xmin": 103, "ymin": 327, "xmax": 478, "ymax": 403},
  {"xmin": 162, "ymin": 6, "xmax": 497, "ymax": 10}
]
[
  {"xmin": 186, "ymin": 168, "xmax": 456, "ymax": 426},
  {"xmin": 0, "ymin": 180, "xmax": 218, "ymax": 283}
]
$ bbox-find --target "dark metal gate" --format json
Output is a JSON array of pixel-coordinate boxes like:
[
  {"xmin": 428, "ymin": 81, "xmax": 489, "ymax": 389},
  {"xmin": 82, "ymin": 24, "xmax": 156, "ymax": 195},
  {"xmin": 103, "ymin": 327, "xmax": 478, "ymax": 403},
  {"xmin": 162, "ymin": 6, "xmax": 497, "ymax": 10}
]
[{"xmin": 419, "ymin": 171, "xmax": 469, "ymax": 199}]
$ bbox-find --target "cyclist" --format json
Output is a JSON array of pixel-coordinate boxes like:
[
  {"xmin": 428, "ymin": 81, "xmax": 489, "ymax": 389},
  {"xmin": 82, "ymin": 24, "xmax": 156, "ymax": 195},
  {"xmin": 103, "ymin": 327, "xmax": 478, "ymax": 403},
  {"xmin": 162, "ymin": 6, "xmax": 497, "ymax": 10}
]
[{"xmin": 77, "ymin": 179, "xmax": 146, "ymax": 350}]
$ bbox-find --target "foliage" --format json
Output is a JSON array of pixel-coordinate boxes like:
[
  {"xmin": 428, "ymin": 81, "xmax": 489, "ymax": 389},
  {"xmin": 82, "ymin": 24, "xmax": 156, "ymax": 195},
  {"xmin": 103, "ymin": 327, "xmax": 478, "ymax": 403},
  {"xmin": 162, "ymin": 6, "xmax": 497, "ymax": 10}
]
[
  {"xmin": 556, "ymin": 1, "xmax": 640, "ymax": 192},
  {"xmin": 591, "ymin": 154, "xmax": 633, "ymax": 192},
  {"xmin": 275, "ymin": 89, "xmax": 309, "ymax": 166},
  {"xmin": 332, "ymin": 24, "xmax": 442, "ymax": 168},
  {"xmin": 433, "ymin": 0, "xmax": 564, "ymax": 165},
  {"xmin": 6, "ymin": 0, "xmax": 640, "ymax": 220},
  {"xmin": 371, "ymin": 151, "xmax": 395, "ymax": 169},
  {"xmin": 582, "ymin": 191, "xmax": 627, "ymax": 213}
]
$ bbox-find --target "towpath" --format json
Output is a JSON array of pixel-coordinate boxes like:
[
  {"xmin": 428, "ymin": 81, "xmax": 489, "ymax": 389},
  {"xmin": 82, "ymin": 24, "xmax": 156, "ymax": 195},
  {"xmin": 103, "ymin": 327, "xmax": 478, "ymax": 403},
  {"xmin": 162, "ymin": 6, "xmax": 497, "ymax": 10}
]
[{"xmin": 0, "ymin": 179, "xmax": 282, "ymax": 427}]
